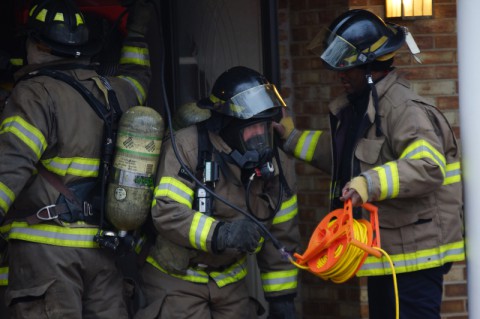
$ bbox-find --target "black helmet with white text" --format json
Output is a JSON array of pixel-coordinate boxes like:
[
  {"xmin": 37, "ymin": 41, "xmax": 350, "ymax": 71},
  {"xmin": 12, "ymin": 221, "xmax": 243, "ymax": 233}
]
[{"xmin": 28, "ymin": 0, "xmax": 100, "ymax": 57}]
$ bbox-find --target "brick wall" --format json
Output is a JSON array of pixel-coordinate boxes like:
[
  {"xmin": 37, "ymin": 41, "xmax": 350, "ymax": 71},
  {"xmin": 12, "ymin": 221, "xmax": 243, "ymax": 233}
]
[{"xmin": 278, "ymin": 0, "xmax": 467, "ymax": 318}]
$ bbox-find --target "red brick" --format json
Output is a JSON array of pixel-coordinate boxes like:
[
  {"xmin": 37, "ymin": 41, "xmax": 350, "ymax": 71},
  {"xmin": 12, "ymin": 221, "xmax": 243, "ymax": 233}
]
[
  {"xmin": 444, "ymin": 283, "xmax": 468, "ymax": 297},
  {"xmin": 440, "ymin": 299, "xmax": 467, "ymax": 313},
  {"xmin": 435, "ymin": 35, "xmax": 457, "ymax": 49},
  {"xmin": 436, "ymin": 96, "xmax": 459, "ymax": 110},
  {"xmin": 434, "ymin": 3, "xmax": 457, "ymax": 18}
]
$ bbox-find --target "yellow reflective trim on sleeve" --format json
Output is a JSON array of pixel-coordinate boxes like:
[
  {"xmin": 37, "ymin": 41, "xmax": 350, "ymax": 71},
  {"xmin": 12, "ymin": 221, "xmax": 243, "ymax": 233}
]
[
  {"xmin": 0, "ymin": 116, "xmax": 47, "ymax": 159},
  {"xmin": 0, "ymin": 266, "xmax": 8, "ymax": 286},
  {"xmin": 155, "ymin": 177, "xmax": 194, "ymax": 208},
  {"xmin": 41, "ymin": 157, "xmax": 100, "ymax": 177},
  {"xmin": 120, "ymin": 46, "xmax": 151, "ymax": 67},
  {"xmin": 400, "ymin": 139, "xmax": 446, "ymax": 177},
  {"xmin": 117, "ymin": 75, "xmax": 147, "ymax": 105},
  {"xmin": 261, "ymin": 268, "xmax": 298, "ymax": 293},
  {"xmin": 294, "ymin": 131, "xmax": 322, "ymax": 162},
  {"xmin": 443, "ymin": 162, "xmax": 462, "ymax": 185},
  {"xmin": 273, "ymin": 195, "xmax": 298, "ymax": 225},
  {"xmin": 372, "ymin": 161, "xmax": 399, "ymax": 200},
  {"xmin": 0, "ymin": 181, "xmax": 15, "ymax": 213},
  {"xmin": 189, "ymin": 212, "xmax": 215, "ymax": 251}
]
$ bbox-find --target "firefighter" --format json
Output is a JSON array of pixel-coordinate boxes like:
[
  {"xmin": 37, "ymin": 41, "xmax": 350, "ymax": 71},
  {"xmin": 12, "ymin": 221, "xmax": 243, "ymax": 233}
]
[
  {"xmin": 135, "ymin": 66, "xmax": 300, "ymax": 319},
  {"xmin": 274, "ymin": 9, "xmax": 465, "ymax": 319},
  {"xmin": 0, "ymin": 0, "xmax": 153, "ymax": 317}
]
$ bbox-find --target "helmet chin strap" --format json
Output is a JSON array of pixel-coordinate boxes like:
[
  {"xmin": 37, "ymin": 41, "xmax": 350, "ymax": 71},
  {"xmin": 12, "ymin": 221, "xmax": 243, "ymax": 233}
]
[{"xmin": 365, "ymin": 66, "xmax": 383, "ymax": 137}]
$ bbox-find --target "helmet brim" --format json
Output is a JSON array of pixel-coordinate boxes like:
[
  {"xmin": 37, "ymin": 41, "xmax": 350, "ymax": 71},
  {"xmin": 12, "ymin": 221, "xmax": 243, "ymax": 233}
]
[{"xmin": 33, "ymin": 33, "xmax": 102, "ymax": 57}]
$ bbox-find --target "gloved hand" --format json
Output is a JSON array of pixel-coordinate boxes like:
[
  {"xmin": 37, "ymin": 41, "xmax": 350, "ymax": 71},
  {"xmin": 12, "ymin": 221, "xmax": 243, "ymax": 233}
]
[
  {"xmin": 340, "ymin": 176, "xmax": 368, "ymax": 207},
  {"xmin": 273, "ymin": 116, "xmax": 295, "ymax": 140},
  {"xmin": 268, "ymin": 297, "xmax": 296, "ymax": 319},
  {"xmin": 215, "ymin": 219, "xmax": 261, "ymax": 253},
  {"xmin": 126, "ymin": 0, "xmax": 154, "ymax": 36}
]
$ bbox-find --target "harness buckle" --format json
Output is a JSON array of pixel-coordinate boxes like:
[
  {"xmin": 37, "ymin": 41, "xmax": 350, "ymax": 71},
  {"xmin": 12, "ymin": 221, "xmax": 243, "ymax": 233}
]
[
  {"xmin": 83, "ymin": 201, "xmax": 93, "ymax": 216},
  {"xmin": 36, "ymin": 205, "xmax": 58, "ymax": 221}
]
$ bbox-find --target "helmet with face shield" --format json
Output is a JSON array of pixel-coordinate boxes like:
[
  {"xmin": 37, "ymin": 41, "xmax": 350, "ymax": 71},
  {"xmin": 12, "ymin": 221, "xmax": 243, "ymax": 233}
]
[
  {"xmin": 198, "ymin": 66, "xmax": 286, "ymax": 171},
  {"xmin": 308, "ymin": 9, "xmax": 406, "ymax": 71}
]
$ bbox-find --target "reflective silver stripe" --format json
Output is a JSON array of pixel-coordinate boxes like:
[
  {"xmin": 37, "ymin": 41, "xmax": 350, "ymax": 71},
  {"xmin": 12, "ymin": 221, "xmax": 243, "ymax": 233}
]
[
  {"xmin": 42, "ymin": 157, "xmax": 99, "ymax": 177},
  {"xmin": 273, "ymin": 195, "xmax": 298, "ymax": 224},
  {"xmin": 358, "ymin": 241, "xmax": 465, "ymax": 276},
  {"xmin": 117, "ymin": 75, "xmax": 146, "ymax": 104},
  {"xmin": 210, "ymin": 258, "xmax": 248, "ymax": 287},
  {"xmin": 1, "ymin": 117, "xmax": 46, "ymax": 159},
  {"xmin": 299, "ymin": 131, "xmax": 318, "ymax": 161}
]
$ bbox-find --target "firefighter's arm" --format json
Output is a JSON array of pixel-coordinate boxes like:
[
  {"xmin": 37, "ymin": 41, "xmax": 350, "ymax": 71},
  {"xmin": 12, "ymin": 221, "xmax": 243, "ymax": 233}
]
[
  {"xmin": 273, "ymin": 114, "xmax": 332, "ymax": 174},
  {"xmin": 114, "ymin": 0, "xmax": 154, "ymax": 106}
]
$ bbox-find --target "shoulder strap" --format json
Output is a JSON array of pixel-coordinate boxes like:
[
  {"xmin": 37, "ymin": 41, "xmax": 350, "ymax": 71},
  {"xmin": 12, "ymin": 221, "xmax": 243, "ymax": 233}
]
[
  {"xmin": 196, "ymin": 121, "xmax": 213, "ymax": 178},
  {"xmin": 25, "ymin": 68, "xmax": 121, "ymax": 123}
]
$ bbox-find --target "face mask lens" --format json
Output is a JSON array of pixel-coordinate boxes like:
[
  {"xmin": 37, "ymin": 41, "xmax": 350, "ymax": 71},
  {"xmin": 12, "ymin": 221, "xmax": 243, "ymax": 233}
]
[{"xmin": 240, "ymin": 122, "xmax": 272, "ymax": 152}]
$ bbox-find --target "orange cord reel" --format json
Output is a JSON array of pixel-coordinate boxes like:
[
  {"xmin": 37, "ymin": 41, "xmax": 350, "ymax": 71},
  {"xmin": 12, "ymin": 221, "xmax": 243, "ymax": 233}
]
[{"xmin": 293, "ymin": 200, "xmax": 382, "ymax": 283}]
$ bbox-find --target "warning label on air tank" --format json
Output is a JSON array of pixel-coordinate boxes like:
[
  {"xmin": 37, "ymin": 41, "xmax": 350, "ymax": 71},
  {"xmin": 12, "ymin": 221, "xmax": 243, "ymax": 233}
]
[{"xmin": 114, "ymin": 134, "xmax": 162, "ymax": 175}]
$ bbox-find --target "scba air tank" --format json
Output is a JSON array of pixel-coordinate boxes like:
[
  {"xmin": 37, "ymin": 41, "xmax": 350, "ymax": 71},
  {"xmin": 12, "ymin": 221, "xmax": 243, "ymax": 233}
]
[{"xmin": 106, "ymin": 106, "xmax": 165, "ymax": 232}]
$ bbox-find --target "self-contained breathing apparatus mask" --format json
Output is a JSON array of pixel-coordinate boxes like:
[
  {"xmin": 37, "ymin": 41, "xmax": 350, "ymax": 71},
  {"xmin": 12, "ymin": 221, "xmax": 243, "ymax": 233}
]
[{"xmin": 221, "ymin": 114, "xmax": 277, "ymax": 179}]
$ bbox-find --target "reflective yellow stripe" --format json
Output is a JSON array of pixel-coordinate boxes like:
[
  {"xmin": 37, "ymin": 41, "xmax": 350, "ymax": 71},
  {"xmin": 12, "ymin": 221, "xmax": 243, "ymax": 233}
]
[
  {"xmin": 34, "ymin": 8, "xmax": 47, "ymax": 21},
  {"xmin": 0, "ymin": 182, "xmax": 15, "ymax": 213},
  {"xmin": 210, "ymin": 257, "xmax": 248, "ymax": 287},
  {"xmin": 261, "ymin": 268, "xmax": 298, "ymax": 293},
  {"xmin": 0, "ymin": 116, "xmax": 47, "ymax": 159},
  {"xmin": 372, "ymin": 161, "xmax": 399, "ymax": 200},
  {"xmin": 0, "ymin": 266, "xmax": 7, "ymax": 286},
  {"xmin": 41, "ymin": 157, "xmax": 99, "ymax": 177},
  {"xmin": 273, "ymin": 195, "xmax": 298, "ymax": 225},
  {"xmin": 120, "ymin": 46, "xmax": 150, "ymax": 67},
  {"xmin": 155, "ymin": 177, "xmax": 194, "ymax": 208},
  {"xmin": 400, "ymin": 139, "xmax": 446, "ymax": 177},
  {"xmin": 146, "ymin": 255, "xmax": 249, "ymax": 287},
  {"xmin": 53, "ymin": 12, "xmax": 64, "ymax": 22},
  {"xmin": 294, "ymin": 131, "xmax": 322, "ymax": 162},
  {"xmin": 117, "ymin": 75, "xmax": 147, "ymax": 105},
  {"xmin": 189, "ymin": 212, "xmax": 215, "ymax": 251},
  {"xmin": 8, "ymin": 221, "xmax": 99, "ymax": 248},
  {"xmin": 443, "ymin": 162, "xmax": 462, "ymax": 185},
  {"xmin": 357, "ymin": 240, "xmax": 465, "ymax": 276},
  {"xmin": 146, "ymin": 255, "xmax": 210, "ymax": 283},
  {"xmin": 75, "ymin": 13, "xmax": 84, "ymax": 26}
]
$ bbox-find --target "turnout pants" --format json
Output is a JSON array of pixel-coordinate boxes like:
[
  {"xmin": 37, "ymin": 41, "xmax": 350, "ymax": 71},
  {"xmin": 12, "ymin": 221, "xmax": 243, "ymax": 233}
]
[
  {"xmin": 135, "ymin": 263, "xmax": 258, "ymax": 319},
  {"xmin": 6, "ymin": 240, "xmax": 128, "ymax": 319}
]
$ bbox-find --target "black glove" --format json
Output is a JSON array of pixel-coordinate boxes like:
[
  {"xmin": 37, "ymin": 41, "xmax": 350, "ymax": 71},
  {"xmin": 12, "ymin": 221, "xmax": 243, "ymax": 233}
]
[
  {"xmin": 215, "ymin": 219, "xmax": 261, "ymax": 253},
  {"xmin": 126, "ymin": 0, "xmax": 154, "ymax": 36},
  {"xmin": 268, "ymin": 296, "xmax": 296, "ymax": 319}
]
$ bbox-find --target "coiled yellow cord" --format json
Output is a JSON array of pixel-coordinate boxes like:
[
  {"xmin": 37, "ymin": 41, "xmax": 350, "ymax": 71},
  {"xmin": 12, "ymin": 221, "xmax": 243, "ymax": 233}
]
[{"xmin": 290, "ymin": 218, "xmax": 399, "ymax": 319}]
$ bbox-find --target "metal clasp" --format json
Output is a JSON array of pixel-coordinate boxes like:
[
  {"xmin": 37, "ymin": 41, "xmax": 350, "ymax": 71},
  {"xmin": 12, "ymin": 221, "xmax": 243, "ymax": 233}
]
[{"xmin": 36, "ymin": 205, "xmax": 58, "ymax": 221}]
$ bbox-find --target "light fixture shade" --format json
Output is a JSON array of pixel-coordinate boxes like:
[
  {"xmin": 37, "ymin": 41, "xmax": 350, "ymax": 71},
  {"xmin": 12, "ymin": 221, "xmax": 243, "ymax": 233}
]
[{"xmin": 386, "ymin": 0, "xmax": 433, "ymax": 18}]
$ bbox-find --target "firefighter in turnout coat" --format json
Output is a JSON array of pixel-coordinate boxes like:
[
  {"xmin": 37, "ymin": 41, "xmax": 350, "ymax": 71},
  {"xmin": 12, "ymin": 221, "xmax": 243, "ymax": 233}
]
[
  {"xmin": 135, "ymin": 66, "xmax": 300, "ymax": 319},
  {"xmin": 0, "ymin": 0, "xmax": 152, "ymax": 317},
  {"xmin": 274, "ymin": 9, "xmax": 464, "ymax": 319}
]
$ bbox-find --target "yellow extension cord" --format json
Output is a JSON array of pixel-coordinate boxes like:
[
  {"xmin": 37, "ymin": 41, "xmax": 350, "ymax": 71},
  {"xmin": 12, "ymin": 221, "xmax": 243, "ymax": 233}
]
[{"xmin": 290, "ymin": 219, "xmax": 399, "ymax": 319}]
